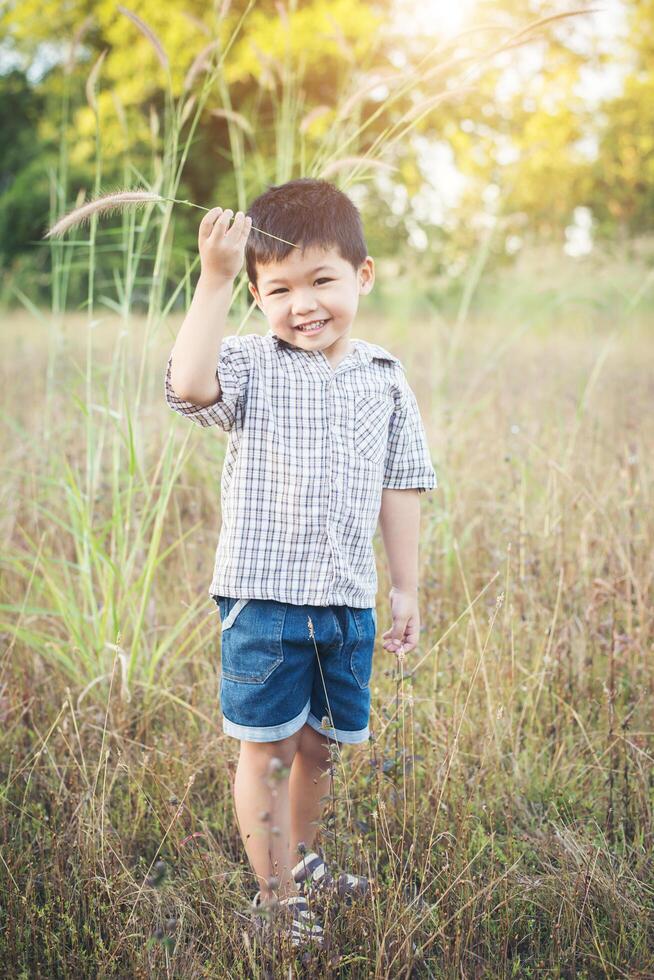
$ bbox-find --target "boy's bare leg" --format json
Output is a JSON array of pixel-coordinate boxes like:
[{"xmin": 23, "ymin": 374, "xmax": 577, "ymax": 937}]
[
  {"xmin": 233, "ymin": 733, "xmax": 301, "ymax": 901},
  {"xmin": 289, "ymin": 722, "xmax": 339, "ymax": 859}
]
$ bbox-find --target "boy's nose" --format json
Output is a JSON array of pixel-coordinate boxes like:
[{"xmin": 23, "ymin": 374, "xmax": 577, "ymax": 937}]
[{"xmin": 291, "ymin": 289, "xmax": 320, "ymax": 309}]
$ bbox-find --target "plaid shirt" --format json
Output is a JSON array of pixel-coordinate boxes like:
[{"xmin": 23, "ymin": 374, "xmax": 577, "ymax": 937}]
[{"xmin": 164, "ymin": 329, "xmax": 437, "ymax": 607}]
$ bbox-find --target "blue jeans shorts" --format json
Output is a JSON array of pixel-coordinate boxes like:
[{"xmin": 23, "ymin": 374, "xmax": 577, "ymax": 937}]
[{"xmin": 212, "ymin": 596, "xmax": 376, "ymax": 744}]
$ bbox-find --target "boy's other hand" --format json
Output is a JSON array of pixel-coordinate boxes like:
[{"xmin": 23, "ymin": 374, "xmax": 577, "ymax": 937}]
[
  {"xmin": 198, "ymin": 207, "xmax": 253, "ymax": 283},
  {"xmin": 382, "ymin": 587, "xmax": 420, "ymax": 659}
]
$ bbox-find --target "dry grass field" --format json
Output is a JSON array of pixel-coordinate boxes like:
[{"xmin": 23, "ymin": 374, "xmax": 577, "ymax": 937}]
[{"xmin": 1, "ymin": 265, "xmax": 653, "ymax": 976}]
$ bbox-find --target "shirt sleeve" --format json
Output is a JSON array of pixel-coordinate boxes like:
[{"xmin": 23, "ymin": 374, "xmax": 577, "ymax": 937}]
[
  {"xmin": 383, "ymin": 367, "xmax": 438, "ymax": 494},
  {"xmin": 164, "ymin": 335, "xmax": 250, "ymax": 431}
]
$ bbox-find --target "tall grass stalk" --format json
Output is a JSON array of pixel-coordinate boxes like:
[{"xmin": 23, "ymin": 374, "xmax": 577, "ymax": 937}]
[{"xmin": 27, "ymin": 7, "xmax": 260, "ymax": 695}]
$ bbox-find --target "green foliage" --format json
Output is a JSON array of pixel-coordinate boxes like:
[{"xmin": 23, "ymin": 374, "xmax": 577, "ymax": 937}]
[
  {"xmin": 592, "ymin": 72, "xmax": 654, "ymax": 234},
  {"xmin": 0, "ymin": 71, "xmax": 49, "ymax": 263},
  {"xmin": 4, "ymin": 1, "xmax": 654, "ymax": 307},
  {"xmin": 0, "ymin": 156, "xmax": 53, "ymax": 263},
  {"xmin": 0, "ymin": 69, "xmax": 44, "ymax": 181}
]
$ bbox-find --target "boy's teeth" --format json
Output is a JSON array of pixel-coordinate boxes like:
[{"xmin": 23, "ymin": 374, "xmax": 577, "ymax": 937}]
[{"xmin": 298, "ymin": 320, "xmax": 326, "ymax": 333}]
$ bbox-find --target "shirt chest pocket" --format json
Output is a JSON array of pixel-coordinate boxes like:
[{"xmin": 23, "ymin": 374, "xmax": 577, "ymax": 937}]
[{"xmin": 354, "ymin": 394, "xmax": 392, "ymax": 465}]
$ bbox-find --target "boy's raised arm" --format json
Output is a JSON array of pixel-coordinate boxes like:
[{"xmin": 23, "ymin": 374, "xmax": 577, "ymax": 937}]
[{"xmin": 169, "ymin": 207, "xmax": 252, "ymax": 406}]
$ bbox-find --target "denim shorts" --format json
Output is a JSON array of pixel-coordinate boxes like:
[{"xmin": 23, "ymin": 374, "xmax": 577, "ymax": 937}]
[{"xmin": 212, "ymin": 596, "xmax": 376, "ymax": 744}]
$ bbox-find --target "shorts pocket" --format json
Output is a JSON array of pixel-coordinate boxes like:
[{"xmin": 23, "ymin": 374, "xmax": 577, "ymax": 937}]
[
  {"xmin": 219, "ymin": 598, "xmax": 287, "ymax": 685},
  {"xmin": 349, "ymin": 607, "xmax": 376, "ymax": 690},
  {"xmin": 213, "ymin": 595, "xmax": 250, "ymax": 629},
  {"xmin": 221, "ymin": 597, "xmax": 251, "ymax": 630},
  {"xmin": 354, "ymin": 395, "xmax": 391, "ymax": 464}
]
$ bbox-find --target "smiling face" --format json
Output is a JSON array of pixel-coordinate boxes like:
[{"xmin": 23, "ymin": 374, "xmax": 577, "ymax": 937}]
[{"xmin": 248, "ymin": 245, "xmax": 374, "ymax": 360}]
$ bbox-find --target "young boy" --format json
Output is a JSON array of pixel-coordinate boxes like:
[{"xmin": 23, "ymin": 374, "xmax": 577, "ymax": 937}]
[{"xmin": 165, "ymin": 178, "xmax": 437, "ymax": 947}]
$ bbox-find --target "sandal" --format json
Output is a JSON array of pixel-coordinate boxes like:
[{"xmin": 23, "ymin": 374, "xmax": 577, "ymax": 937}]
[
  {"xmin": 251, "ymin": 890, "xmax": 324, "ymax": 948},
  {"xmin": 291, "ymin": 851, "xmax": 370, "ymax": 905}
]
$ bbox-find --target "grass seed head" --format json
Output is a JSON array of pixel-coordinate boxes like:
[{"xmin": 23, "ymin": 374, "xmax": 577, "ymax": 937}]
[
  {"xmin": 44, "ymin": 191, "xmax": 163, "ymax": 239},
  {"xmin": 210, "ymin": 107, "xmax": 254, "ymax": 135},
  {"xmin": 117, "ymin": 5, "xmax": 169, "ymax": 72},
  {"xmin": 184, "ymin": 40, "xmax": 220, "ymax": 92}
]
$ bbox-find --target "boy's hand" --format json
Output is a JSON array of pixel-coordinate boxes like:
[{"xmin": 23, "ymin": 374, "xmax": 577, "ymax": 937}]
[
  {"xmin": 198, "ymin": 207, "xmax": 253, "ymax": 283},
  {"xmin": 381, "ymin": 587, "xmax": 420, "ymax": 658}
]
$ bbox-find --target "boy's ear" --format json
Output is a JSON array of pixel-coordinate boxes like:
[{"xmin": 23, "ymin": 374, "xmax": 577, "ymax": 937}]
[
  {"xmin": 248, "ymin": 281, "xmax": 263, "ymax": 312},
  {"xmin": 358, "ymin": 256, "xmax": 375, "ymax": 293}
]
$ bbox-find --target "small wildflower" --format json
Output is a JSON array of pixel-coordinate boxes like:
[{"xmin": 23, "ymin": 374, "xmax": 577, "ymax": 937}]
[
  {"xmin": 145, "ymin": 860, "xmax": 168, "ymax": 888},
  {"xmin": 266, "ymin": 756, "xmax": 290, "ymax": 787},
  {"xmin": 307, "ymin": 616, "xmax": 315, "ymax": 639},
  {"xmin": 297, "ymin": 841, "xmax": 307, "ymax": 855},
  {"xmin": 321, "ymin": 715, "xmax": 332, "ymax": 730},
  {"xmin": 266, "ymin": 875, "xmax": 280, "ymax": 891},
  {"xmin": 179, "ymin": 831, "xmax": 206, "ymax": 848}
]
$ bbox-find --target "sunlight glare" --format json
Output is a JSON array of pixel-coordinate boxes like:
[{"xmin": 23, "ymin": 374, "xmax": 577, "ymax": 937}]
[{"xmin": 392, "ymin": 0, "xmax": 478, "ymax": 38}]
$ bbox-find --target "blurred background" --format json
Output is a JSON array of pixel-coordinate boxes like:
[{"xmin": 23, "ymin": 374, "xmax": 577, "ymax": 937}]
[{"xmin": 1, "ymin": 0, "xmax": 653, "ymax": 315}]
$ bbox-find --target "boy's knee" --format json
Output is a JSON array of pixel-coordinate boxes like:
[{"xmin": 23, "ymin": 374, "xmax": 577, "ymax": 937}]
[
  {"xmin": 240, "ymin": 731, "xmax": 301, "ymax": 769},
  {"xmin": 299, "ymin": 723, "xmax": 344, "ymax": 767}
]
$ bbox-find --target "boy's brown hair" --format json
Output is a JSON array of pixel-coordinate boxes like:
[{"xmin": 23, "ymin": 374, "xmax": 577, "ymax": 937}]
[{"xmin": 245, "ymin": 178, "xmax": 368, "ymax": 289}]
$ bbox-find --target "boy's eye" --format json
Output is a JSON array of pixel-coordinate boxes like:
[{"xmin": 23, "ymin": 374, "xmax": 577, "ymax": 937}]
[{"xmin": 269, "ymin": 278, "xmax": 332, "ymax": 295}]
